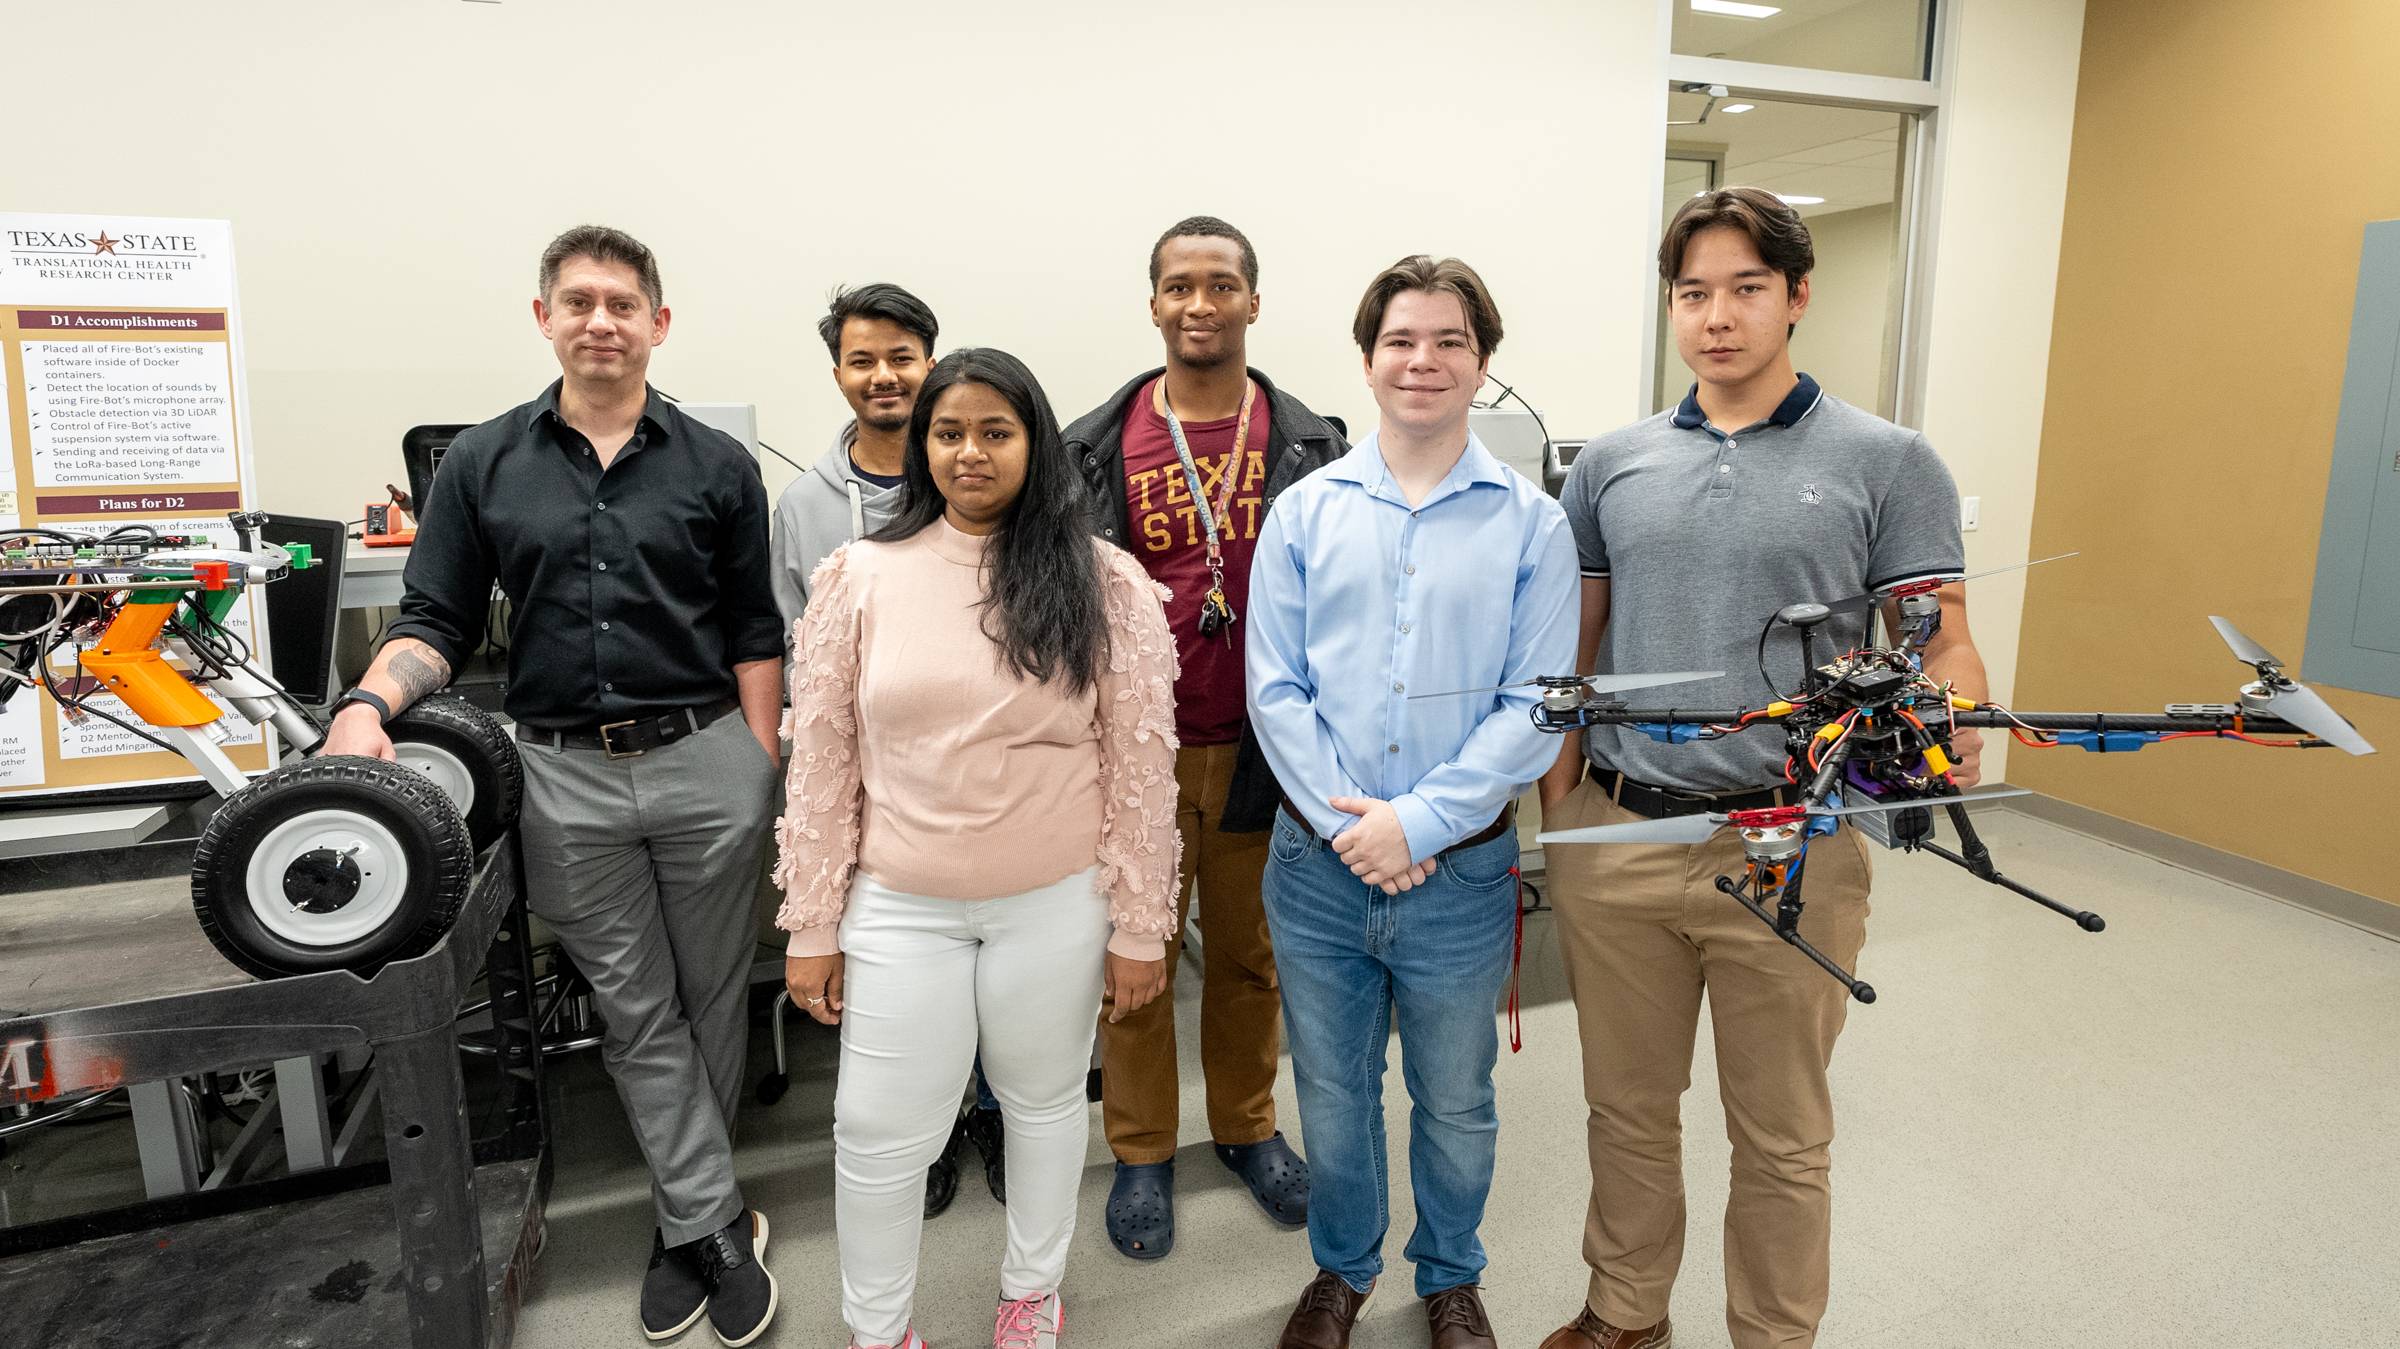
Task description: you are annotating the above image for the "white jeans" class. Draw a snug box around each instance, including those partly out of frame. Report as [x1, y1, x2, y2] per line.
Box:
[833, 867, 1110, 1346]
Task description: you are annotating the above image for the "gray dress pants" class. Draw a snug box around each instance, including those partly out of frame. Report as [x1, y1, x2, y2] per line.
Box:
[516, 710, 779, 1244]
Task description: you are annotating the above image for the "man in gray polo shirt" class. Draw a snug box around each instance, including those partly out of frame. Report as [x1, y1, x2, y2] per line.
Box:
[1537, 188, 1987, 1349]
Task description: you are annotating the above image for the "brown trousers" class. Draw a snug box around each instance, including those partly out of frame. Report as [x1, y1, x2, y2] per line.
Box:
[1543, 767, 1873, 1349]
[1097, 741, 1283, 1165]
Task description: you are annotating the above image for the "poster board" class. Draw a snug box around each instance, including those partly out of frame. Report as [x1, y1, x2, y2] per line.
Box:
[1, 213, 269, 799]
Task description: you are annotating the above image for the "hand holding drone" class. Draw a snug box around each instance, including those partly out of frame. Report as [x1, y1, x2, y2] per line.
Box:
[1424, 556, 2375, 1003]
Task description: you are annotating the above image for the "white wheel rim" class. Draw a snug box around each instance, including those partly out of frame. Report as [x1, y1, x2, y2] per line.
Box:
[242, 807, 412, 947]
[394, 741, 477, 817]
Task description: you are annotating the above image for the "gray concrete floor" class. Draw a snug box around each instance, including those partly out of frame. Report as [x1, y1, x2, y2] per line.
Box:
[15, 808, 2380, 1346]
[500, 811, 2400, 1348]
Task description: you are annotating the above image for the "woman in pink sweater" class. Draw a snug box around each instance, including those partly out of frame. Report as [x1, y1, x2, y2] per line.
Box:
[776, 348, 1180, 1349]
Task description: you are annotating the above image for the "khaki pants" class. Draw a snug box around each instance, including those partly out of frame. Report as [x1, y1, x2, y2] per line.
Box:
[1098, 741, 1282, 1165]
[1543, 767, 1872, 1349]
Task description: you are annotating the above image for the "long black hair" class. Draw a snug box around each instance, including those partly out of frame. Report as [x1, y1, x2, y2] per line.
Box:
[868, 348, 1105, 694]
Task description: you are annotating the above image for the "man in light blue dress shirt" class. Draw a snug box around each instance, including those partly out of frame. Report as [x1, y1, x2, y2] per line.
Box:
[1246, 255, 1577, 1349]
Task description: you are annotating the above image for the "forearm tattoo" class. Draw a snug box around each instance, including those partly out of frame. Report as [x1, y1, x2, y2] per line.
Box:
[386, 644, 452, 709]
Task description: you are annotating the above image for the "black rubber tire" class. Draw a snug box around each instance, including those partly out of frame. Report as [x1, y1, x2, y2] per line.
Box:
[384, 692, 521, 854]
[191, 756, 474, 979]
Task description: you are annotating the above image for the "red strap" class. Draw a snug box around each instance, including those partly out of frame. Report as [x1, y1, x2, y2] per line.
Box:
[1508, 867, 1525, 1054]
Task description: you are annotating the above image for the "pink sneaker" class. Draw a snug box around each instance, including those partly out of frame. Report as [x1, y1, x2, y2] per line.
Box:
[994, 1291, 1063, 1349]
[854, 1332, 929, 1349]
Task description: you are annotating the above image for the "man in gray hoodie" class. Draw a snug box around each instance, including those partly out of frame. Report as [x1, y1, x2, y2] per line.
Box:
[771, 282, 1004, 1217]
[770, 283, 937, 630]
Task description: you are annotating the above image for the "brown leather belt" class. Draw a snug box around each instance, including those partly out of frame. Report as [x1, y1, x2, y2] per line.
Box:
[1591, 765, 1790, 819]
[517, 698, 740, 758]
[1279, 797, 1515, 855]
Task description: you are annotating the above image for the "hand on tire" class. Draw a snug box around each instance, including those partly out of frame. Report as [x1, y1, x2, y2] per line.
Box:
[320, 705, 396, 761]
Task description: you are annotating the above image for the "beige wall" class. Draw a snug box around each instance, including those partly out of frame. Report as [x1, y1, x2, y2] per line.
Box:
[1911, 0, 2087, 786]
[2013, 0, 2394, 901]
[14, 0, 2100, 799]
[1790, 202, 1898, 415]
[12, 0, 1666, 522]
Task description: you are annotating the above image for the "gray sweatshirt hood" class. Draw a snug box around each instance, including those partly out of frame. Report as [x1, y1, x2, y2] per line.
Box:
[769, 422, 909, 634]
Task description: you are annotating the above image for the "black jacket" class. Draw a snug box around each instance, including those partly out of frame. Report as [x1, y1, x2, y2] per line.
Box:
[1064, 367, 1349, 833]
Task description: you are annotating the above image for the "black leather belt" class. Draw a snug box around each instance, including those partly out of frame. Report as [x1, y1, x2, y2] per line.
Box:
[517, 698, 740, 758]
[1279, 798, 1516, 855]
[1591, 765, 1790, 819]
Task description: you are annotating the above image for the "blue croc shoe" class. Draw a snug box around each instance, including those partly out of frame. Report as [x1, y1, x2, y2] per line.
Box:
[1215, 1132, 1309, 1228]
[1105, 1159, 1176, 1260]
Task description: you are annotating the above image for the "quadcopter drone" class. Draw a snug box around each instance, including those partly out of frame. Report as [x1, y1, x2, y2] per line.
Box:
[2, 512, 520, 978]
[1425, 556, 2376, 1004]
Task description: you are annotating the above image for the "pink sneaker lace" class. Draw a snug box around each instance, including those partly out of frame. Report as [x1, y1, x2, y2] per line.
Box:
[993, 1293, 1053, 1349]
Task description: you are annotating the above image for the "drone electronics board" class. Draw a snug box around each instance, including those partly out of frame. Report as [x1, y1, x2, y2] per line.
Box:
[1429, 557, 2375, 1003]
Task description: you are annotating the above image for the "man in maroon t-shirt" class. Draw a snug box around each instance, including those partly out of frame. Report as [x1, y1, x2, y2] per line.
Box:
[1121, 364, 1270, 743]
[1065, 216, 1350, 1263]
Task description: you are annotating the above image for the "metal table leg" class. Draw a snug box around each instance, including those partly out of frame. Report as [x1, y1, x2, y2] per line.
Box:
[128, 1077, 204, 1198]
[274, 1055, 333, 1172]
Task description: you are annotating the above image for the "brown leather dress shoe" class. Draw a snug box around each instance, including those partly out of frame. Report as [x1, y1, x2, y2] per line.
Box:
[1539, 1306, 1673, 1349]
[1424, 1284, 1498, 1348]
[1275, 1270, 1373, 1349]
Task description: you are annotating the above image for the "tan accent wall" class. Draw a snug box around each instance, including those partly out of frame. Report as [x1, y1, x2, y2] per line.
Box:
[2013, 0, 2396, 902]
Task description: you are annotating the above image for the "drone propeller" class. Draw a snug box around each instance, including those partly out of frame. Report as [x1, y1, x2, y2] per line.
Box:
[1814, 787, 2031, 819]
[2208, 615, 2277, 668]
[1407, 670, 1722, 702]
[2207, 616, 2375, 755]
[1811, 552, 2083, 618]
[1536, 812, 1728, 846]
[1536, 786, 2032, 847]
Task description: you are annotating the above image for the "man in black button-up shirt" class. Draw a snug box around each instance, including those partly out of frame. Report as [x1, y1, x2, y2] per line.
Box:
[325, 226, 783, 1343]
[388, 378, 782, 725]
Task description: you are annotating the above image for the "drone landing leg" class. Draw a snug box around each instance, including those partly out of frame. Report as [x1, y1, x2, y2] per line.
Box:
[1714, 872, 1878, 1004]
[1927, 803, 2107, 932]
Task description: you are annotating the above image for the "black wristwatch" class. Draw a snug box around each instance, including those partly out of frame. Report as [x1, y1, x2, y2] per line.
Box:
[332, 687, 393, 724]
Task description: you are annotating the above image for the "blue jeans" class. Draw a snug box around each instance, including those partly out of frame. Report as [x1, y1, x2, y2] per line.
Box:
[1263, 808, 1520, 1298]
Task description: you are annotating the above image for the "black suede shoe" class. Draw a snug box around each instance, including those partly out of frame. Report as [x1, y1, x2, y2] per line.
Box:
[963, 1102, 1007, 1203]
[693, 1210, 777, 1348]
[926, 1108, 967, 1218]
[640, 1228, 707, 1341]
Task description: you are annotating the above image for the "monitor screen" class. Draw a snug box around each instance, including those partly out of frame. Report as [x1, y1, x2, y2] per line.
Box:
[401, 424, 471, 521]
[1469, 409, 1549, 484]
[257, 514, 348, 705]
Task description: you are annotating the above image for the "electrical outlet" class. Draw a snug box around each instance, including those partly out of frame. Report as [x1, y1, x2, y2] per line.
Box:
[1960, 495, 1981, 532]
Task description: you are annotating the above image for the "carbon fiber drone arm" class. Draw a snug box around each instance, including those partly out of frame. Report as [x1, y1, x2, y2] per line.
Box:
[1537, 703, 2322, 740]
